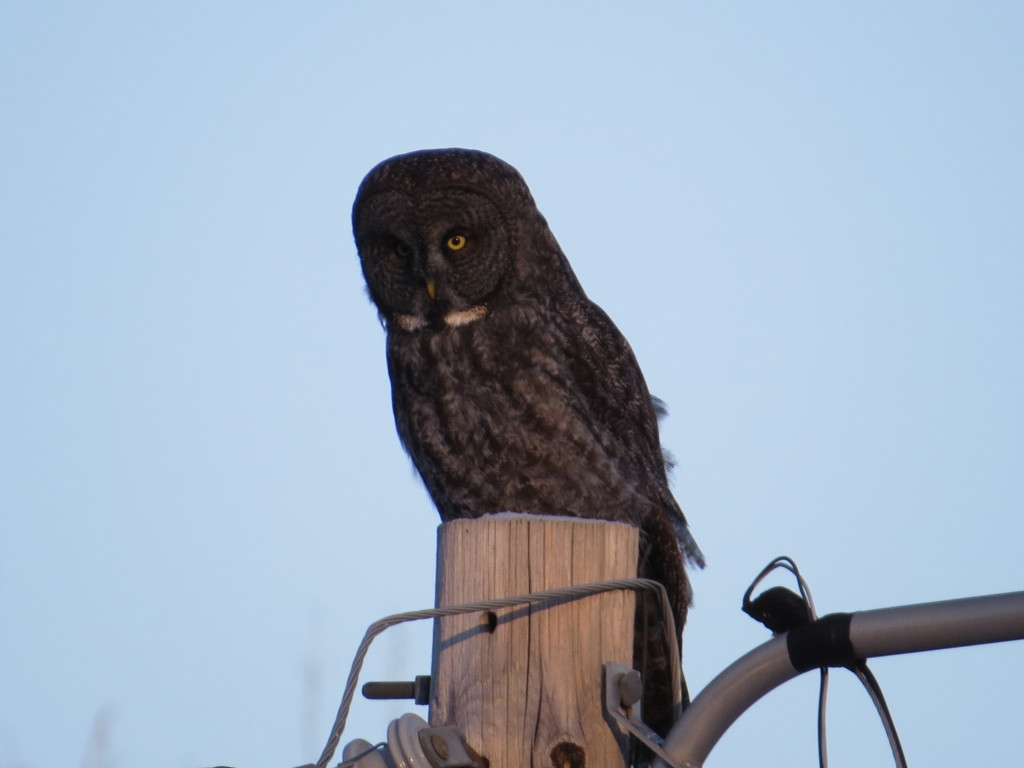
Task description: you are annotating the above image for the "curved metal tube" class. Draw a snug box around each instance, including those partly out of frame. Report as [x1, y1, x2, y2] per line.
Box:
[660, 590, 1024, 768]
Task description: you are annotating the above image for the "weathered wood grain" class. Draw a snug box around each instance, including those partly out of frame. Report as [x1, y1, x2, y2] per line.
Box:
[431, 514, 638, 768]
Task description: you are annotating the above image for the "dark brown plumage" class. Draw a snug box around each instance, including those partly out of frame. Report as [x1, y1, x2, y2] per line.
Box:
[353, 148, 703, 736]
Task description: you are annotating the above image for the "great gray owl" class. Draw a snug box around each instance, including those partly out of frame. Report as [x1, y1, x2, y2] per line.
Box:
[352, 148, 703, 736]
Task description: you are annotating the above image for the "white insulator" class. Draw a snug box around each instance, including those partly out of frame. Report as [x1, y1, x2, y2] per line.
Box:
[341, 713, 431, 768]
[341, 737, 390, 768]
[385, 713, 431, 768]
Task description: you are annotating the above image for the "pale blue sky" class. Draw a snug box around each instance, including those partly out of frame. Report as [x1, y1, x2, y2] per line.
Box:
[2, 3, 1022, 767]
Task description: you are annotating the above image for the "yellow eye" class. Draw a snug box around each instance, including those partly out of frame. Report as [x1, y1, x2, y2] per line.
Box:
[445, 234, 467, 251]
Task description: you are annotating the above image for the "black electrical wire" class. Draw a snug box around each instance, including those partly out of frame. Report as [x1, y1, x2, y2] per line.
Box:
[850, 661, 908, 768]
[742, 556, 908, 768]
[817, 667, 829, 768]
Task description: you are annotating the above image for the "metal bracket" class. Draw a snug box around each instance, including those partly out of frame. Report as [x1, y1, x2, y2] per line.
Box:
[603, 662, 689, 768]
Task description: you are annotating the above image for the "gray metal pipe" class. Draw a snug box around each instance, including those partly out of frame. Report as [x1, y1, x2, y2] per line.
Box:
[660, 591, 1024, 768]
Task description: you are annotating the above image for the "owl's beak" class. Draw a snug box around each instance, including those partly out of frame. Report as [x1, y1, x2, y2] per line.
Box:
[425, 280, 437, 300]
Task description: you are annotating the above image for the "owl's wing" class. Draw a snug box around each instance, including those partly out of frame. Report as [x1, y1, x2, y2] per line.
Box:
[561, 296, 705, 568]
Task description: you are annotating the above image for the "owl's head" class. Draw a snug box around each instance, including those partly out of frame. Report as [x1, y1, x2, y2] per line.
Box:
[353, 149, 556, 331]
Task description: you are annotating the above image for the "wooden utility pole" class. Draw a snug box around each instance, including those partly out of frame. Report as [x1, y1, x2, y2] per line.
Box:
[430, 514, 639, 768]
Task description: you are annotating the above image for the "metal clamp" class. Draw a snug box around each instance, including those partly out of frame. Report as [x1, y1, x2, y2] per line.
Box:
[603, 663, 689, 768]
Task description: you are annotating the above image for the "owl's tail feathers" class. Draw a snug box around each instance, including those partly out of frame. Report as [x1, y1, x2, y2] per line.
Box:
[633, 588, 685, 745]
[635, 516, 692, 743]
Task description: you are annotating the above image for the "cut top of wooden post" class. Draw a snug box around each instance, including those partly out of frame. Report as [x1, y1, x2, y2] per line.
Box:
[431, 514, 645, 768]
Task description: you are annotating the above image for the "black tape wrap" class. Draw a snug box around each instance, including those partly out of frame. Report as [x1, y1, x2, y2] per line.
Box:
[786, 612, 857, 672]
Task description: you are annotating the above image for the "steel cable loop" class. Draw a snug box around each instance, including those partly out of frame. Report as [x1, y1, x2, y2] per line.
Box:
[316, 577, 678, 768]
